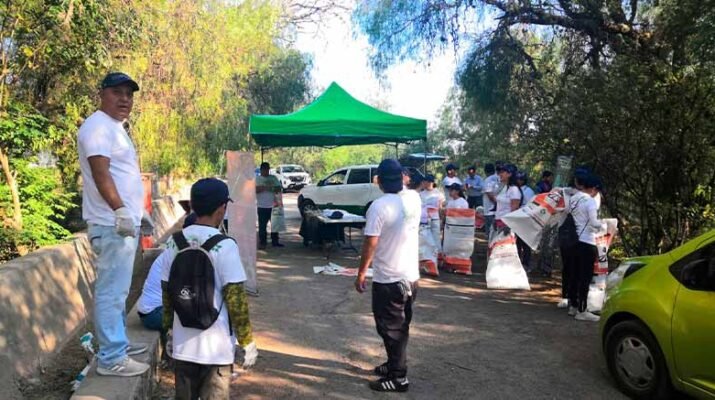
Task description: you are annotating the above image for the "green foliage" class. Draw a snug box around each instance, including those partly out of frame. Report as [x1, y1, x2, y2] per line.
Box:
[0, 159, 74, 255]
[356, 0, 715, 255]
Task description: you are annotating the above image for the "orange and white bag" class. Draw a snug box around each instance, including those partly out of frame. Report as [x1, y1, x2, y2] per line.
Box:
[442, 208, 475, 275]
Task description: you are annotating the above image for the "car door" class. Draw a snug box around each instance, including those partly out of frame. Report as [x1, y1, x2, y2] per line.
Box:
[317, 169, 347, 208]
[345, 167, 372, 213]
[670, 241, 715, 395]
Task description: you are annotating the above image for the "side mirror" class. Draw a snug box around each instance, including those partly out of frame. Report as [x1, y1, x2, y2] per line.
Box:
[318, 179, 325, 187]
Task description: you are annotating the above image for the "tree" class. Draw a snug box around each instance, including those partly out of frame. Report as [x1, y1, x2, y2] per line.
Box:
[355, 0, 715, 254]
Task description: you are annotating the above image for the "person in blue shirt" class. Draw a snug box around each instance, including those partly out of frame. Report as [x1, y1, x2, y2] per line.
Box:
[464, 165, 484, 209]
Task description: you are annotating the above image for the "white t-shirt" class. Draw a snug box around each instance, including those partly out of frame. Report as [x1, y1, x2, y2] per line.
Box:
[365, 192, 421, 283]
[495, 185, 522, 220]
[78, 111, 143, 226]
[482, 174, 500, 216]
[420, 189, 444, 220]
[160, 225, 247, 365]
[442, 176, 462, 197]
[570, 191, 602, 245]
[137, 249, 170, 314]
[446, 197, 469, 209]
[256, 175, 280, 209]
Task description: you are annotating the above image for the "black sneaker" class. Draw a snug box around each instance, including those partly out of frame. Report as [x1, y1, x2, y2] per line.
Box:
[272, 242, 285, 247]
[369, 377, 409, 392]
[373, 363, 389, 377]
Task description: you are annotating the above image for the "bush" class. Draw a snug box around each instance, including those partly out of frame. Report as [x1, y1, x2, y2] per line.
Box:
[0, 159, 75, 262]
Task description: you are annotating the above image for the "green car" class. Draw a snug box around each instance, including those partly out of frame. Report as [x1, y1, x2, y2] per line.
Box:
[600, 230, 715, 399]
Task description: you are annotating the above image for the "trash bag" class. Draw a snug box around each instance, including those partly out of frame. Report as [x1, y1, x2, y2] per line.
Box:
[485, 230, 530, 290]
[443, 208, 475, 275]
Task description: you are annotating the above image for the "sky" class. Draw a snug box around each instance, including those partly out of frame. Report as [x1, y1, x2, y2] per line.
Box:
[293, 11, 459, 126]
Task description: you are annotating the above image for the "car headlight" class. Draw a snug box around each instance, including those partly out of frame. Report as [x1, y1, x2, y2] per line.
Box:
[606, 260, 646, 292]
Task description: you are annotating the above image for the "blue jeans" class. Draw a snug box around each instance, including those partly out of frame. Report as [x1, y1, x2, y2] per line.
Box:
[88, 224, 139, 367]
[139, 306, 163, 331]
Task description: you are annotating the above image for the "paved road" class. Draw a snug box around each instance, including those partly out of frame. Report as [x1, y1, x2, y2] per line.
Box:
[229, 194, 626, 399]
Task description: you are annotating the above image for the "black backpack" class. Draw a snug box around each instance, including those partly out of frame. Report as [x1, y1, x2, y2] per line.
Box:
[167, 232, 232, 330]
[558, 197, 584, 249]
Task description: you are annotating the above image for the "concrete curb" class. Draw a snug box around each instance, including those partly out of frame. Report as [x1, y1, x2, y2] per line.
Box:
[70, 304, 161, 400]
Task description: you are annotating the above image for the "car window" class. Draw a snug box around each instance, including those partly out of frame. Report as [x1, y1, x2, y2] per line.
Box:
[324, 170, 347, 185]
[670, 242, 715, 291]
[370, 168, 378, 184]
[282, 166, 304, 173]
[347, 168, 370, 184]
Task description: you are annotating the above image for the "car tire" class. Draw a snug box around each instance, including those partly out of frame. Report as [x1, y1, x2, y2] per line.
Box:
[605, 320, 672, 400]
[299, 199, 316, 217]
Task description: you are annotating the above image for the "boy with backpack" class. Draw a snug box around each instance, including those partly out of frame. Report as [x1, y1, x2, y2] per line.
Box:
[161, 178, 257, 400]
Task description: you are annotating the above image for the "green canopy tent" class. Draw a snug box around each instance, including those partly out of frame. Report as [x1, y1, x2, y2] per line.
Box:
[249, 82, 427, 149]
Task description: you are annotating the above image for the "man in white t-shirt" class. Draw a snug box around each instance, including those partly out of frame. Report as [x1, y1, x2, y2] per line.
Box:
[77, 72, 150, 376]
[256, 162, 282, 249]
[161, 178, 257, 399]
[482, 163, 500, 235]
[355, 159, 420, 393]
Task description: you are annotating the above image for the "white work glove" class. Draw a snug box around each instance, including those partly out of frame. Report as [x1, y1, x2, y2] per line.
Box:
[240, 341, 258, 369]
[140, 209, 155, 236]
[114, 207, 136, 237]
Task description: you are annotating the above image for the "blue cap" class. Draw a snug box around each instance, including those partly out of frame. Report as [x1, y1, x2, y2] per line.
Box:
[447, 183, 463, 192]
[101, 72, 139, 91]
[498, 163, 517, 175]
[425, 174, 436, 183]
[377, 159, 403, 193]
[190, 178, 232, 216]
[445, 163, 457, 171]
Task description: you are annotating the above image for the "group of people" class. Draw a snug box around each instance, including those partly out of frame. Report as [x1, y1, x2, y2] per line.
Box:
[78, 70, 605, 399]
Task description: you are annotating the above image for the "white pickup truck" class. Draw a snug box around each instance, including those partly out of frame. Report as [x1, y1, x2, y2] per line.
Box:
[273, 164, 311, 192]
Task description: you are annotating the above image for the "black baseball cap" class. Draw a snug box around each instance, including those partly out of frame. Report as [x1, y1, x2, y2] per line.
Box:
[190, 178, 233, 216]
[377, 159, 403, 193]
[447, 183, 463, 191]
[101, 72, 139, 92]
[424, 174, 436, 183]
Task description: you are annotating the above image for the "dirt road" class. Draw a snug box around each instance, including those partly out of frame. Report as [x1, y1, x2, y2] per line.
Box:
[222, 194, 626, 400]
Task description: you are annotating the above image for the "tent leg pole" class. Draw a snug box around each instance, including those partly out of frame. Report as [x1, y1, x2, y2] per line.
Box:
[261, 148, 264, 163]
[395, 143, 398, 158]
[423, 139, 427, 174]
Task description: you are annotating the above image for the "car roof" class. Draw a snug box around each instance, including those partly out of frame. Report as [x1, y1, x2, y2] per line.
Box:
[333, 164, 378, 170]
[278, 164, 302, 167]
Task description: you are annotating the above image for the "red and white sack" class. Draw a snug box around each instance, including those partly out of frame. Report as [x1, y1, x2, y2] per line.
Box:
[419, 225, 439, 277]
[427, 207, 442, 253]
[442, 208, 475, 274]
[501, 189, 567, 250]
[485, 230, 530, 290]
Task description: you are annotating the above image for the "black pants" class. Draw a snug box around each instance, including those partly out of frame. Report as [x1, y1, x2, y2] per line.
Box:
[568, 242, 598, 312]
[372, 281, 416, 378]
[516, 237, 531, 269]
[560, 245, 576, 299]
[174, 360, 231, 400]
[257, 207, 279, 245]
[467, 196, 482, 209]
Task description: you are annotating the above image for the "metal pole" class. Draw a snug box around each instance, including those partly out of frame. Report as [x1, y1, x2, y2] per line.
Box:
[395, 143, 399, 158]
[261, 148, 264, 163]
[423, 139, 427, 174]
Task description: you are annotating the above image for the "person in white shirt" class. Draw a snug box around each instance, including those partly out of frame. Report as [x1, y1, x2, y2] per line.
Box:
[419, 174, 445, 251]
[355, 159, 420, 393]
[78, 72, 151, 377]
[494, 164, 522, 232]
[567, 174, 604, 322]
[256, 162, 282, 249]
[482, 163, 500, 235]
[445, 183, 469, 209]
[161, 178, 257, 399]
[442, 163, 462, 198]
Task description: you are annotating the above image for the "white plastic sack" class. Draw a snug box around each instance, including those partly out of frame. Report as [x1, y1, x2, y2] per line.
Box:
[271, 192, 286, 233]
[486, 230, 531, 290]
[502, 189, 568, 250]
[587, 284, 606, 313]
[442, 208, 475, 274]
[419, 225, 439, 275]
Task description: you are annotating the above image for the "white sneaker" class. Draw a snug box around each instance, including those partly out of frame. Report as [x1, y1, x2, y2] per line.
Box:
[568, 306, 578, 316]
[97, 357, 150, 377]
[557, 298, 569, 309]
[575, 311, 600, 322]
